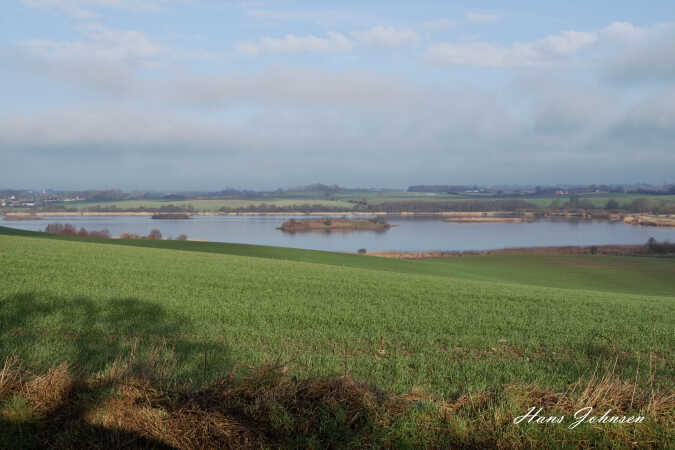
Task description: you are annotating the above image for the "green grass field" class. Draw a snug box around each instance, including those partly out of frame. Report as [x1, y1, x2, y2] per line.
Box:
[1, 226, 673, 447]
[523, 194, 675, 208]
[54, 198, 356, 211]
[29, 191, 675, 213]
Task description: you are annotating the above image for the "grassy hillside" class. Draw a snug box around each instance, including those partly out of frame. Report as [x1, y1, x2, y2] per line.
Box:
[3, 226, 673, 297]
[1, 228, 673, 447]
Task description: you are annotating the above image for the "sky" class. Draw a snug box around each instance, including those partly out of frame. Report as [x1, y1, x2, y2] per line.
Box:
[1, 1, 674, 190]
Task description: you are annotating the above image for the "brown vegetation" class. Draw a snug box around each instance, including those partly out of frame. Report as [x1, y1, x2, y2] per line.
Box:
[2, 214, 42, 221]
[444, 216, 525, 223]
[44, 223, 175, 240]
[151, 213, 191, 219]
[45, 223, 111, 239]
[369, 242, 675, 259]
[0, 353, 672, 449]
[119, 229, 166, 240]
[624, 215, 675, 227]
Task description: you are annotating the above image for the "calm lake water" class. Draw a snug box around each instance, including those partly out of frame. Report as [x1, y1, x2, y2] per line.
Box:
[5, 215, 675, 253]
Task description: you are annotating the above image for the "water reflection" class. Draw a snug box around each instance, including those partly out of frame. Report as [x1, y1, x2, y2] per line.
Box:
[4, 214, 675, 253]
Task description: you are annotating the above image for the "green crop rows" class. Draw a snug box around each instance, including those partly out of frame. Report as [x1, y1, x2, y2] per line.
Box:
[1, 227, 673, 400]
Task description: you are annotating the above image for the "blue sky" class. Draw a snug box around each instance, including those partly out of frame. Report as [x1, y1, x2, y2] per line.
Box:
[1, 1, 674, 189]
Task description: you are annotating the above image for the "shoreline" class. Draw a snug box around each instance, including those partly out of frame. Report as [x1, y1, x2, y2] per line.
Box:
[2, 211, 674, 227]
[368, 245, 656, 259]
[0, 210, 633, 218]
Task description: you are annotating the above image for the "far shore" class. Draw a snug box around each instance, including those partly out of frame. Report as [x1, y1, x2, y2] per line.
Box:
[369, 245, 655, 259]
[2, 211, 675, 227]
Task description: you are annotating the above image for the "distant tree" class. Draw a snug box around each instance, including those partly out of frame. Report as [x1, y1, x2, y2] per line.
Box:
[89, 229, 111, 239]
[147, 229, 162, 240]
[45, 223, 64, 234]
[605, 199, 620, 210]
[62, 224, 76, 235]
[176, 234, 188, 241]
[77, 227, 89, 237]
[357, 248, 367, 254]
[629, 198, 651, 213]
[645, 237, 675, 254]
[577, 199, 596, 209]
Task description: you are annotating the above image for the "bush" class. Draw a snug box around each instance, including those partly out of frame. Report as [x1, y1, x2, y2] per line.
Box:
[605, 199, 620, 210]
[89, 229, 111, 239]
[577, 199, 596, 209]
[146, 229, 162, 240]
[45, 223, 64, 234]
[176, 234, 188, 241]
[357, 248, 367, 254]
[629, 198, 651, 213]
[44, 223, 110, 239]
[646, 237, 675, 254]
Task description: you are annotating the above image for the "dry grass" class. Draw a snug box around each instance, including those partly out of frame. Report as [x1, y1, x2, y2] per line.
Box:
[508, 358, 674, 422]
[1, 351, 672, 449]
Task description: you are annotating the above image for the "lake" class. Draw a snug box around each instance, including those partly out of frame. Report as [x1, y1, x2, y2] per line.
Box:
[5, 214, 675, 253]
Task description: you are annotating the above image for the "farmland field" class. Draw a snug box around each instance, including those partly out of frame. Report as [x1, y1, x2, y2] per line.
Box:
[0, 226, 673, 447]
[39, 192, 675, 212]
[52, 198, 356, 211]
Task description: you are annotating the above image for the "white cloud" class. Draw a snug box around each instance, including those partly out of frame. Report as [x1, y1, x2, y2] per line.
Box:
[351, 26, 420, 48]
[466, 11, 501, 24]
[426, 28, 598, 68]
[422, 18, 456, 32]
[243, 8, 353, 24]
[425, 21, 675, 71]
[235, 32, 353, 55]
[601, 22, 647, 42]
[19, 23, 163, 65]
[20, 0, 170, 19]
[602, 22, 675, 83]
[236, 26, 422, 55]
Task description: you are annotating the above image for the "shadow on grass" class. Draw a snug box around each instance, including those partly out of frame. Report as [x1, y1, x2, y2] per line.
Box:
[0, 292, 232, 380]
[0, 291, 234, 448]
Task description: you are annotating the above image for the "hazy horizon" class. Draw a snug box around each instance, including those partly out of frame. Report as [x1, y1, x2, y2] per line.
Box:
[2, 1, 674, 189]
[2, 181, 674, 194]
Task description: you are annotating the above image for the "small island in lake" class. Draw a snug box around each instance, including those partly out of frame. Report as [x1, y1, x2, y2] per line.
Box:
[279, 217, 391, 232]
[443, 212, 529, 223]
[3, 214, 43, 221]
[151, 213, 191, 219]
